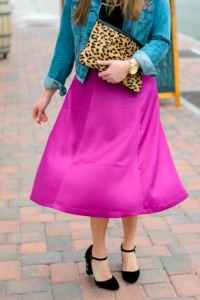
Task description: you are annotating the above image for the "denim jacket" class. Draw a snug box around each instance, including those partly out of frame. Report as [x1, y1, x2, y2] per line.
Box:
[44, 0, 171, 96]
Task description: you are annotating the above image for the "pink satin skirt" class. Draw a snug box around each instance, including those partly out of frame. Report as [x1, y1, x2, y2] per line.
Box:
[30, 69, 188, 217]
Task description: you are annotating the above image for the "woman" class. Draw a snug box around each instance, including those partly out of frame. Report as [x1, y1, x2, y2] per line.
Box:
[30, 0, 188, 291]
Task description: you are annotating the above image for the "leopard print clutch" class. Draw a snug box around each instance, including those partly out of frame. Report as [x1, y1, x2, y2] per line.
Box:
[79, 19, 143, 92]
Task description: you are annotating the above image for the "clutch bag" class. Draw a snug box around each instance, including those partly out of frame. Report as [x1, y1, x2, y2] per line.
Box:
[79, 19, 143, 92]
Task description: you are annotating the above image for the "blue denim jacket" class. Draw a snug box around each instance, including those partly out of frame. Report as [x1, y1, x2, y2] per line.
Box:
[44, 0, 171, 96]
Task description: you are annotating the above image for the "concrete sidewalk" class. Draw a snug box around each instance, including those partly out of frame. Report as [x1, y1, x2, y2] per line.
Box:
[0, 10, 200, 300]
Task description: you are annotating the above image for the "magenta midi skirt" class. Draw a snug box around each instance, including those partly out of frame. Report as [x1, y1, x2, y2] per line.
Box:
[30, 69, 188, 218]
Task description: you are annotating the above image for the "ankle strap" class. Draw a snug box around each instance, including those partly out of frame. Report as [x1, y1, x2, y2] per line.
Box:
[89, 255, 107, 261]
[121, 244, 136, 253]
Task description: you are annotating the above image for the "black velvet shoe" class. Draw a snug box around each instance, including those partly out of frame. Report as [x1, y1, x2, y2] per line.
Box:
[85, 245, 119, 291]
[121, 244, 140, 284]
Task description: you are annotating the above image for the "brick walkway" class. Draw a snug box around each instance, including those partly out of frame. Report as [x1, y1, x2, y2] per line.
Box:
[0, 15, 200, 300]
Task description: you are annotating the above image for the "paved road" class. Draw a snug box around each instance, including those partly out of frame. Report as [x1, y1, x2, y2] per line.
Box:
[176, 0, 200, 42]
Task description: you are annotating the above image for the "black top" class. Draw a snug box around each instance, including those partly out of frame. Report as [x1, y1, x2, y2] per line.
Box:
[99, 4, 124, 30]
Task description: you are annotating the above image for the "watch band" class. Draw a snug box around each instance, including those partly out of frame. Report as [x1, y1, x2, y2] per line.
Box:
[128, 57, 137, 64]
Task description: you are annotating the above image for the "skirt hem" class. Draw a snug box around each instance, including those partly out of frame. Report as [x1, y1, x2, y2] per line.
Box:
[29, 191, 188, 218]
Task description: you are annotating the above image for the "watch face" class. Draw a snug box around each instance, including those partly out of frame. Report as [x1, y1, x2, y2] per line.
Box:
[130, 65, 138, 75]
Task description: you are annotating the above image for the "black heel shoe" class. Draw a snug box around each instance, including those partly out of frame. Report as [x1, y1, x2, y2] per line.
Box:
[85, 245, 119, 291]
[121, 244, 140, 284]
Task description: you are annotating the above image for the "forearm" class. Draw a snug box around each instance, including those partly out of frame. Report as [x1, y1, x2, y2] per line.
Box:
[42, 88, 57, 100]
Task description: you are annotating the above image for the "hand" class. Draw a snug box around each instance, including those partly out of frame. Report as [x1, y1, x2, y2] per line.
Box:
[32, 96, 50, 125]
[32, 88, 57, 125]
[32, 87, 56, 124]
[97, 59, 129, 83]
[96, 58, 139, 84]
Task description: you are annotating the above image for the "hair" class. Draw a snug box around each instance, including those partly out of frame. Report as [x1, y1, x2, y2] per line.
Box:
[73, 0, 145, 25]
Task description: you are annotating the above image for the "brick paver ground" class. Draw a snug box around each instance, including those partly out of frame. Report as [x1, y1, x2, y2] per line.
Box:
[0, 6, 200, 300]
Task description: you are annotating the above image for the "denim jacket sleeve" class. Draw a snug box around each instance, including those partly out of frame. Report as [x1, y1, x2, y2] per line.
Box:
[133, 0, 171, 77]
[44, 0, 75, 96]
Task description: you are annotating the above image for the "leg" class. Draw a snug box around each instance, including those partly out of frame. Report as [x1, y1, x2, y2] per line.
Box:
[121, 216, 139, 271]
[90, 217, 112, 281]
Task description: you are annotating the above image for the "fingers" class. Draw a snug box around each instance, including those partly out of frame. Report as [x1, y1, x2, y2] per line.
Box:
[41, 111, 48, 122]
[37, 111, 48, 124]
[97, 60, 112, 78]
[107, 80, 118, 84]
[98, 71, 107, 78]
[96, 60, 112, 66]
[32, 106, 48, 125]
[32, 106, 38, 121]
[100, 75, 117, 83]
[40, 114, 48, 122]
[98, 68, 113, 78]
[101, 75, 110, 80]
[36, 109, 43, 122]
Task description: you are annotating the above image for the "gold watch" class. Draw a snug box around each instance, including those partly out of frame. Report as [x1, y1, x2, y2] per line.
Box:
[128, 58, 139, 75]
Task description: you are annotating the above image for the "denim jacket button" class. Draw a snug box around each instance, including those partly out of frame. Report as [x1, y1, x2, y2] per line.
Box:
[127, 28, 131, 32]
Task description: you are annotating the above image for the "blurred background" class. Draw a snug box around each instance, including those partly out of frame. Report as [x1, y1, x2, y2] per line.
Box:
[176, 0, 200, 41]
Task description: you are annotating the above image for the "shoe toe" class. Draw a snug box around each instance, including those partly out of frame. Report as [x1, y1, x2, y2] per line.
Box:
[122, 269, 140, 284]
[95, 275, 119, 291]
